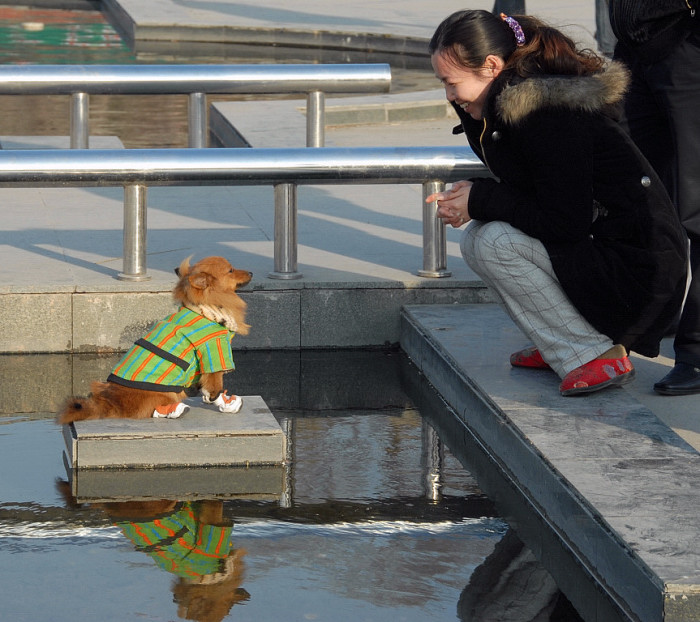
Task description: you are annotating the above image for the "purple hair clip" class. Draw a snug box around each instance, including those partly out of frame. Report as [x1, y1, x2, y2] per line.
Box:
[500, 13, 526, 47]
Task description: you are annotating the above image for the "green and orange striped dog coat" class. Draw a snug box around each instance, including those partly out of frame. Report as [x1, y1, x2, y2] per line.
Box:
[108, 307, 236, 392]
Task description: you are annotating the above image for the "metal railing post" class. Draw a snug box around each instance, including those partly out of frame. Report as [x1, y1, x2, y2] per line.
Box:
[188, 92, 207, 148]
[306, 91, 325, 148]
[1, 64, 392, 150]
[268, 182, 302, 279]
[70, 92, 89, 149]
[418, 181, 451, 278]
[0, 146, 486, 280]
[118, 183, 150, 281]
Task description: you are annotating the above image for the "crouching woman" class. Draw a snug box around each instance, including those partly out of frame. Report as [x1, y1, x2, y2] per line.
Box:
[427, 10, 687, 396]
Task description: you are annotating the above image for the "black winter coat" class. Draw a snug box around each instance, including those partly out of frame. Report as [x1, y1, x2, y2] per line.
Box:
[609, 0, 698, 62]
[456, 62, 687, 357]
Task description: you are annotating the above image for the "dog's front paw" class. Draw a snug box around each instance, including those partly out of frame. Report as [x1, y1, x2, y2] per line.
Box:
[213, 392, 242, 414]
[201, 389, 215, 404]
[153, 402, 189, 419]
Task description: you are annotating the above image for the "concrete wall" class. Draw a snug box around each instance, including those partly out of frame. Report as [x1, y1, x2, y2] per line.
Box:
[0, 282, 496, 353]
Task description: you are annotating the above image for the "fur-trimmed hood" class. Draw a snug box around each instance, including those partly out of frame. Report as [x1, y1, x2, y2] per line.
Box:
[494, 61, 630, 126]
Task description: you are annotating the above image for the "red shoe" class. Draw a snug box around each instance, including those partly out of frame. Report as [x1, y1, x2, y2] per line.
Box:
[560, 357, 635, 396]
[510, 346, 551, 370]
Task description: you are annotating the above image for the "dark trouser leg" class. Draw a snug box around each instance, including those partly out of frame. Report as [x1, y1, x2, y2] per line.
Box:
[595, 0, 616, 57]
[623, 32, 700, 367]
[675, 239, 700, 364]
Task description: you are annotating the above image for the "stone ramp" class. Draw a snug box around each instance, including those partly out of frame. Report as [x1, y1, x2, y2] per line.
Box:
[400, 303, 700, 622]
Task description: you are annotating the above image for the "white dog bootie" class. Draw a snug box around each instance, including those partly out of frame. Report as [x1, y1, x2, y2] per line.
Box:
[152, 402, 189, 419]
[203, 391, 243, 413]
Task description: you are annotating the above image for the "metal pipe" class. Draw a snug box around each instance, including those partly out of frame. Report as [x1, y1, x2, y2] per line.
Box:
[269, 183, 302, 279]
[306, 91, 325, 148]
[419, 181, 451, 278]
[70, 92, 89, 149]
[188, 92, 207, 148]
[0, 64, 391, 95]
[119, 184, 149, 281]
[3, 64, 389, 149]
[0, 147, 486, 186]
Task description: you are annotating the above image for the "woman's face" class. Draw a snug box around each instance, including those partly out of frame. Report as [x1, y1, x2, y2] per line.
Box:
[431, 51, 501, 120]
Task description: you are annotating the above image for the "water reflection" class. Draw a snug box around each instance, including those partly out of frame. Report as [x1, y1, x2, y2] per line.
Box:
[57, 483, 249, 622]
[50, 401, 505, 621]
[0, 6, 134, 64]
[0, 6, 436, 148]
[53, 483, 506, 622]
[459, 528, 561, 621]
[0, 350, 583, 621]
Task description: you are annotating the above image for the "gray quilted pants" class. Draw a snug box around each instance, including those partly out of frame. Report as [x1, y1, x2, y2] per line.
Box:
[461, 220, 613, 377]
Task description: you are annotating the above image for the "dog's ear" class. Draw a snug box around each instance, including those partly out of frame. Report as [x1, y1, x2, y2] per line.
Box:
[175, 256, 193, 279]
[189, 271, 213, 291]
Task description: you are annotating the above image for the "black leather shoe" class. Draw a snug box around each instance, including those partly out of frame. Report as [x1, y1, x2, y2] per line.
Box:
[653, 362, 700, 396]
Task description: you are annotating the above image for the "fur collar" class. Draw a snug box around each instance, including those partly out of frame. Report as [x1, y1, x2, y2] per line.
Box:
[184, 303, 239, 333]
[495, 61, 629, 126]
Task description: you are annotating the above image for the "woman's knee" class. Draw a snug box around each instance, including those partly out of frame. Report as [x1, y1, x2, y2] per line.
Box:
[461, 221, 514, 268]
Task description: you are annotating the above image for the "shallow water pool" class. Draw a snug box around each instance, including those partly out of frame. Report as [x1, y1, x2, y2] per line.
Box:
[0, 349, 582, 621]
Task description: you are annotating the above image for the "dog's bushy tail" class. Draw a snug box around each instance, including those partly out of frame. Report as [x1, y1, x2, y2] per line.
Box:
[56, 382, 116, 424]
[57, 396, 99, 424]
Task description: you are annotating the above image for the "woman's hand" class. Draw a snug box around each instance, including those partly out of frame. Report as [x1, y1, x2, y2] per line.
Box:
[426, 180, 473, 228]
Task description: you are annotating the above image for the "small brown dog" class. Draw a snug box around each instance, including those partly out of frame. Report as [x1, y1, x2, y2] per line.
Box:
[57, 256, 251, 424]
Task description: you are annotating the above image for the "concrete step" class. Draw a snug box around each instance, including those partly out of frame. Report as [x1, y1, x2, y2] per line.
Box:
[400, 303, 700, 622]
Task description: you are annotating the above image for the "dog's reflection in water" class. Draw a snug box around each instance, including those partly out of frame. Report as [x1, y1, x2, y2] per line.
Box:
[57, 482, 249, 622]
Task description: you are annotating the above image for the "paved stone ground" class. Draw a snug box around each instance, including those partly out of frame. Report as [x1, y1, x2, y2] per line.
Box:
[0, 3, 698, 620]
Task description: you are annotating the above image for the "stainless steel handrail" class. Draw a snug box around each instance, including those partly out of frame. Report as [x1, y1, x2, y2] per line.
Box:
[0, 64, 391, 148]
[0, 146, 489, 280]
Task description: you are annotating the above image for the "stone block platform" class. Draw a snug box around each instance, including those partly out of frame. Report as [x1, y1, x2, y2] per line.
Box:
[63, 395, 286, 470]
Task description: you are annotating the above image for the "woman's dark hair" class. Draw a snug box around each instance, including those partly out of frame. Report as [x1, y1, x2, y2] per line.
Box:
[429, 9, 605, 77]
